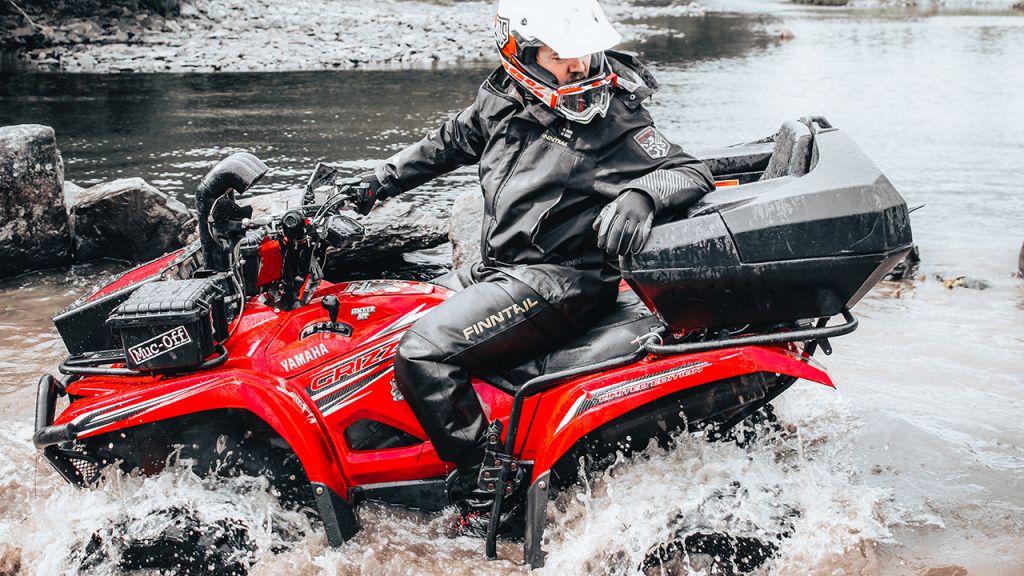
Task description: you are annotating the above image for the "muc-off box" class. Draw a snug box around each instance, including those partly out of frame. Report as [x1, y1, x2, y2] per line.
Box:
[107, 279, 226, 371]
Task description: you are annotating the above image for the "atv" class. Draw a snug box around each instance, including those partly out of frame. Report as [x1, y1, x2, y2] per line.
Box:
[33, 117, 912, 568]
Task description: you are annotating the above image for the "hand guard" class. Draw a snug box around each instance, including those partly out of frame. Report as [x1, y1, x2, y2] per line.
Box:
[593, 189, 655, 256]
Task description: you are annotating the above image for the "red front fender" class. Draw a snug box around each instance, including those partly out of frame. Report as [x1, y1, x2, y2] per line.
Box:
[60, 370, 350, 497]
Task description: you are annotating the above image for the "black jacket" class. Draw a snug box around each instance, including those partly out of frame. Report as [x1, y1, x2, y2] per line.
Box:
[375, 51, 715, 285]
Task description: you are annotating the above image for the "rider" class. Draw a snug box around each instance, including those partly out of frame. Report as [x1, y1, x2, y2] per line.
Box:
[354, 0, 715, 533]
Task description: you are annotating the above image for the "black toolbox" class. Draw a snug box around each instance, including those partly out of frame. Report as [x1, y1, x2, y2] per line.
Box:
[621, 127, 913, 331]
[107, 278, 226, 371]
[52, 244, 203, 355]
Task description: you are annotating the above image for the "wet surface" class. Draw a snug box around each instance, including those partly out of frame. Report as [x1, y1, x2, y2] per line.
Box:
[0, 68, 490, 216]
[1, 2, 1023, 575]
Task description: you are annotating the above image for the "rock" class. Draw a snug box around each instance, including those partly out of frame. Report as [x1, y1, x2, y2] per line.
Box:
[0, 543, 22, 576]
[242, 190, 448, 266]
[64, 20, 104, 44]
[63, 180, 86, 208]
[13, 25, 36, 40]
[934, 274, 990, 291]
[1019, 240, 1023, 276]
[178, 2, 200, 18]
[779, 29, 795, 41]
[448, 189, 483, 270]
[0, 124, 71, 278]
[326, 199, 448, 267]
[69, 178, 193, 263]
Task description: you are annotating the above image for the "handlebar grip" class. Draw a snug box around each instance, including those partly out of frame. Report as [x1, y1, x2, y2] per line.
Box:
[242, 216, 273, 227]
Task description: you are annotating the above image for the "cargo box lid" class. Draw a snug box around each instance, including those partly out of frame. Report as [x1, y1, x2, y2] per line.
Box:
[108, 279, 221, 324]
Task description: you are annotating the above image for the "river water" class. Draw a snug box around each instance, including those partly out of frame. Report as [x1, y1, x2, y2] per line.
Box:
[1, 1, 1022, 574]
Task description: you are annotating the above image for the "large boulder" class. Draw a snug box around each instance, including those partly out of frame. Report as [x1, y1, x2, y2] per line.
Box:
[69, 177, 193, 262]
[0, 124, 71, 278]
[449, 189, 483, 270]
[242, 189, 448, 266]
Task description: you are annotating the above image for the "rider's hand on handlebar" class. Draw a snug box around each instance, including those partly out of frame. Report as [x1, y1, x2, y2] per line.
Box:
[353, 171, 387, 215]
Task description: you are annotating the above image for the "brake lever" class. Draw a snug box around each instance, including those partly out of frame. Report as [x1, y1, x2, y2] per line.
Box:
[319, 178, 361, 216]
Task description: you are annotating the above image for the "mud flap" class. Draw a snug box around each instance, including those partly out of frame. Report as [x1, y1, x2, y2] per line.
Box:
[311, 482, 360, 546]
[524, 471, 550, 569]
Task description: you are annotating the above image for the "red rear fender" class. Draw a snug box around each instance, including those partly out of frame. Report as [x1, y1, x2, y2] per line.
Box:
[525, 345, 832, 478]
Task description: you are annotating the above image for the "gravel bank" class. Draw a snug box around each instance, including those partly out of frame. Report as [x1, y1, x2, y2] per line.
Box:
[5, 0, 706, 73]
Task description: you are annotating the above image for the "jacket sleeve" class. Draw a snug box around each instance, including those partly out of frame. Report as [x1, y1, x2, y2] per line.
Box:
[373, 95, 487, 197]
[614, 124, 715, 215]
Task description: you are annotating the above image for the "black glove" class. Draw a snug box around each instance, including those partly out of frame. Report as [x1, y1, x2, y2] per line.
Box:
[593, 189, 655, 256]
[352, 171, 386, 215]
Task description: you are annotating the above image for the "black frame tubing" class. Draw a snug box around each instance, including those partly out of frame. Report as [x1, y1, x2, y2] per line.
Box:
[59, 344, 229, 376]
[484, 348, 646, 559]
[643, 309, 856, 357]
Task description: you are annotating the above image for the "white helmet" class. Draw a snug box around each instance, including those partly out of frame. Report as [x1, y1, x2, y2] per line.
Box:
[494, 0, 622, 123]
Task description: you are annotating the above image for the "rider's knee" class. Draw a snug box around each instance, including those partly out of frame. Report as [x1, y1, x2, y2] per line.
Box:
[394, 328, 445, 379]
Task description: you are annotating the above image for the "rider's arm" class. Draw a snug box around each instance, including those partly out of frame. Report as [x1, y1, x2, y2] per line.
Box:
[613, 124, 715, 216]
[373, 94, 487, 197]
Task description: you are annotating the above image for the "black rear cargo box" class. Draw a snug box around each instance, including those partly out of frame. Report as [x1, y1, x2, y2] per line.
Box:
[107, 278, 226, 371]
[622, 126, 913, 331]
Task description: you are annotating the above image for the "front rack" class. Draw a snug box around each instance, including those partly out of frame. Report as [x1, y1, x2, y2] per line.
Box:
[58, 345, 229, 377]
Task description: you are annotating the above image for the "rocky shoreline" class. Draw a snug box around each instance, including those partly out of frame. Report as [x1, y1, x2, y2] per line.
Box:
[2, 0, 706, 73]
[0, 124, 451, 280]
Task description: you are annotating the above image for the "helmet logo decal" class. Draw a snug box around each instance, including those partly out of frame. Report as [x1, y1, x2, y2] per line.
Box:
[494, 16, 510, 51]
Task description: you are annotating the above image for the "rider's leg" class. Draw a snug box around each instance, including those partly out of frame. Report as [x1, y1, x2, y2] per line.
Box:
[394, 267, 576, 477]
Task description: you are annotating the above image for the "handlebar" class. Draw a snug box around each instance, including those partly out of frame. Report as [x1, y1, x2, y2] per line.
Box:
[198, 156, 366, 310]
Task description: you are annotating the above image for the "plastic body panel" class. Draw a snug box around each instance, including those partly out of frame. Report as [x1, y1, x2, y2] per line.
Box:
[50, 279, 463, 500]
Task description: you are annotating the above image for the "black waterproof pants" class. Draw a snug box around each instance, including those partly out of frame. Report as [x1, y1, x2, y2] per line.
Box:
[393, 263, 616, 469]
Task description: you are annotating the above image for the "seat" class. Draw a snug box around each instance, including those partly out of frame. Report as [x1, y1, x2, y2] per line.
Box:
[480, 288, 660, 394]
[760, 120, 813, 180]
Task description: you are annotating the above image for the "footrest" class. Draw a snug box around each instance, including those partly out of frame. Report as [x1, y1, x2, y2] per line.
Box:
[476, 421, 525, 496]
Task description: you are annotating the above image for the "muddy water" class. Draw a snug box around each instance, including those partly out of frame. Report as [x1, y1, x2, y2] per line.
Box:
[2, 1, 1023, 575]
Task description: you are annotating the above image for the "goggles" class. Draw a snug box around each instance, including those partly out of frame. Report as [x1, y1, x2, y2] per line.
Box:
[501, 57, 619, 124]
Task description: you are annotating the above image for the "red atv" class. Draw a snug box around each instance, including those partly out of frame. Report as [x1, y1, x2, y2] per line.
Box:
[34, 118, 912, 568]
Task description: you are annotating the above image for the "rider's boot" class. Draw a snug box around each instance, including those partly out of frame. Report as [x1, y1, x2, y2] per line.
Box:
[445, 432, 525, 539]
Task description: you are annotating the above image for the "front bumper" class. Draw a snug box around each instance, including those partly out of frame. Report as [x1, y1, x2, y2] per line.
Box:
[33, 373, 107, 485]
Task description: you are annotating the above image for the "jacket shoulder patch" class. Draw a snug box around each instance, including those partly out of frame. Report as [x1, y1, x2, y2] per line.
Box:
[633, 126, 670, 159]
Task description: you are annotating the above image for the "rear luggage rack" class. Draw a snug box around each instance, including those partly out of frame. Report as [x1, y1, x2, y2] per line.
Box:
[643, 309, 858, 356]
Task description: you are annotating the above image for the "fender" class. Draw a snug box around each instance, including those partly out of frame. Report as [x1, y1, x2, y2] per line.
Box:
[525, 345, 832, 477]
[57, 370, 350, 496]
